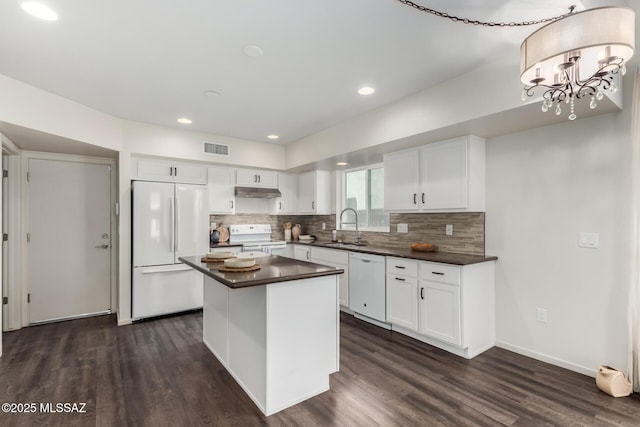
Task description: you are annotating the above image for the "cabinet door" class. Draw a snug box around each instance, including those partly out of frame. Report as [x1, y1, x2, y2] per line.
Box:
[293, 245, 310, 261]
[208, 167, 235, 214]
[256, 171, 278, 188]
[418, 281, 461, 346]
[420, 138, 468, 209]
[174, 162, 207, 184]
[275, 173, 297, 214]
[175, 184, 209, 261]
[386, 275, 418, 331]
[297, 172, 316, 214]
[383, 150, 420, 211]
[236, 169, 278, 188]
[134, 158, 175, 182]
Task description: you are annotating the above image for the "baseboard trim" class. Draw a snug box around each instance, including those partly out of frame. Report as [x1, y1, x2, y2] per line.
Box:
[495, 340, 596, 378]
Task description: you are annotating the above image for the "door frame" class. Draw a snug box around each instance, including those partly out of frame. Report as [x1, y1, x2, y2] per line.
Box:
[2, 135, 21, 333]
[21, 151, 118, 326]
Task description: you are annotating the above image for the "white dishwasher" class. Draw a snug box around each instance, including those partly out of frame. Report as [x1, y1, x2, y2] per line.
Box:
[349, 252, 386, 323]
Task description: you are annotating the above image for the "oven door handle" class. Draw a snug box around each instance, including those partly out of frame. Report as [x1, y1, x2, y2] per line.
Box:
[242, 245, 262, 252]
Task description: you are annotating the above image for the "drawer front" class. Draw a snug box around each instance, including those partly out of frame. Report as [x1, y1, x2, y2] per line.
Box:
[386, 257, 418, 278]
[419, 262, 461, 286]
[311, 247, 349, 265]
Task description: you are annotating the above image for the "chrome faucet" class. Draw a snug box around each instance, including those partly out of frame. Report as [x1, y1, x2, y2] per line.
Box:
[339, 207, 360, 245]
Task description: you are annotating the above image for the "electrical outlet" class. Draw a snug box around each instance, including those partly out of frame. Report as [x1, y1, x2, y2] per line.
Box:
[322, 222, 326, 230]
[536, 308, 548, 323]
[445, 224, 453, 236]
[397, 223, 408, 233]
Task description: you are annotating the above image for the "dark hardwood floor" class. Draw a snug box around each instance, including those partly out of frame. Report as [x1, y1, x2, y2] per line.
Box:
[1, 311, 639, 426]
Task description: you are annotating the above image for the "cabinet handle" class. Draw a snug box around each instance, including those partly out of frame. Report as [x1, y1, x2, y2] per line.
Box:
[312, 201, 315, 210]
[420, 287, 425, 300]
[395, 265, 406, 269]
[258, 175, 261, 183]
[230, 200, 234, 209]
[394, 277, 406, 282]
[306, 251, 310, 260]
[422, 192, 425, 204]
[254, 174, 257, 183]
[413, 193, 417, 204]
[279, 201, 282, 210]
[169, 167, 174, 176]
[432, 271, 445, 276]
[361, 259, 371, 263]
[174, 167, 178, 176]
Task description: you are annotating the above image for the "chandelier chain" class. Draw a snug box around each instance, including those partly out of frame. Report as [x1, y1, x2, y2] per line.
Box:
[395, 0, 576, 27]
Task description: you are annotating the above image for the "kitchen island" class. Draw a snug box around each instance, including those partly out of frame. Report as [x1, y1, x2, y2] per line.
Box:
[179, 255, 343, 416]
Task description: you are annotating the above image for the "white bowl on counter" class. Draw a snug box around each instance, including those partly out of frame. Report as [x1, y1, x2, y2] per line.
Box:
[206, 251, 235, 259]
[224, 257, 256, 268]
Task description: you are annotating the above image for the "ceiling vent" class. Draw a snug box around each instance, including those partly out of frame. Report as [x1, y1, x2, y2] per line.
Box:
[203, 141, 230, 156]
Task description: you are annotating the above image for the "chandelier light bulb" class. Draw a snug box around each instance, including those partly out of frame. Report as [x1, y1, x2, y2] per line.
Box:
[596, 90, 604, 101]
[590, 97, 597, 109]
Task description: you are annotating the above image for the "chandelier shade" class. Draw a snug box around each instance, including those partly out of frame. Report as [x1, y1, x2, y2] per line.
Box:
[520, 7, 635, 120]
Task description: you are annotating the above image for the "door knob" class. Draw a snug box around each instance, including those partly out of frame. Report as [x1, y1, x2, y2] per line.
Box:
[95, 244, 109, 249]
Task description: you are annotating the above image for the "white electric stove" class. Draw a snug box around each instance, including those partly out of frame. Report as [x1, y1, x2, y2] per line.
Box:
[229, 224, 287, 256]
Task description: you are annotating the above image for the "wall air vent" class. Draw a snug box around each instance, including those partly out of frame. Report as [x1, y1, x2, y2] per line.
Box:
[203, 141, 230, 156]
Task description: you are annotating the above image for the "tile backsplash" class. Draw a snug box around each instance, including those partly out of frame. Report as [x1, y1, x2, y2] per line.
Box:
[210, 212, 485, 256]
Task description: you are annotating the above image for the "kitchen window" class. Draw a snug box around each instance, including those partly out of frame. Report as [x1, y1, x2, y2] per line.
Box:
[341, 164, 389, 231]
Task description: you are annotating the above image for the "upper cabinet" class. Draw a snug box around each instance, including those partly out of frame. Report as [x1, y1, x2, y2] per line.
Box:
[274, 173, 298, 215]
[132, 158, 207, 184]
[208, 166, 236, 214]
[236, 169, 278, 188]
[297, 171, 331, 215]
[383, 135, 485, 212]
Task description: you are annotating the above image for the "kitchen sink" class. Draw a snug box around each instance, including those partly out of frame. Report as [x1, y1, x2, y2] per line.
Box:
[322, 242, 366, 249]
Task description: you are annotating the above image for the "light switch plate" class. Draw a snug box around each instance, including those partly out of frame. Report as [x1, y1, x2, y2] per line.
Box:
[579, 232, 599, 249]
[445, 224, 453, 236]
[397, 223, 408, 233]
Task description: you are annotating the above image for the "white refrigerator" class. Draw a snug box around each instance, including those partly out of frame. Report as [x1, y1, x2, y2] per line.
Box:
[132, 180, 208, 319]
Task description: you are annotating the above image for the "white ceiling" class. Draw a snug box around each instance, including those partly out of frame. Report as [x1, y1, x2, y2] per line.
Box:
[0, 0, 623, 150]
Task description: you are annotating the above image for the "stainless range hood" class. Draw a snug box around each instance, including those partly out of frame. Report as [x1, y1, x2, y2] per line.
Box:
[234, 186, 282, 198]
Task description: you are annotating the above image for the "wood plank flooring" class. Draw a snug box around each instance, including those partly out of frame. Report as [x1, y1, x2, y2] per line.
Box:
[1, 311, 639, 426]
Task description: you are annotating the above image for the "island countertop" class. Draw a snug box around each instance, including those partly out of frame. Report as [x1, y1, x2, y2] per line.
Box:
[179, 255, 344, 289]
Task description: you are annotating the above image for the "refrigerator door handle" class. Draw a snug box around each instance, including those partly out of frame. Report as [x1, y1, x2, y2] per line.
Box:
[175, 195, 180, 253]
[140, 266, 192, 274]
[169, 197, 175, 253]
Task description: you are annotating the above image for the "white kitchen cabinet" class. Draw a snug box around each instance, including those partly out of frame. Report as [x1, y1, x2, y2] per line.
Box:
[293, 245, 311, 261]
[236, 168, 278, 188]
[274, 173, 297, 214]
[383, 150, 420, 211]
[418, 280, 461, 346]
[386, 257, 419, 331]
[132, 158, 207, 184]
[311, 247, 349, 308]
[208, 166, 235, 214]
[383, 135, 485, 212]
[349, 252, 386, 322]
[297, 171, 331, 215]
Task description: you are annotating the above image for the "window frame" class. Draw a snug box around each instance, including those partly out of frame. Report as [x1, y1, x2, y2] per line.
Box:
[338, 162, 390, 233]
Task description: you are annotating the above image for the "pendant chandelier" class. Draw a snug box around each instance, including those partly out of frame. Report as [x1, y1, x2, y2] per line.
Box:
[520, 7, 635, 120]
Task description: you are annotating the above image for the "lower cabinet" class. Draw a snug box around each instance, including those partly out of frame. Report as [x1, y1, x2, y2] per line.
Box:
[310, 247, 349, 308]
[386, 257, 495, 359]
[293, 245, 311, 261]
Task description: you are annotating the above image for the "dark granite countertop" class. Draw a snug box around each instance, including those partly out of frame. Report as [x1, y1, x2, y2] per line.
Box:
[179, 255, 344, 289]
[289, 241, 497, 266]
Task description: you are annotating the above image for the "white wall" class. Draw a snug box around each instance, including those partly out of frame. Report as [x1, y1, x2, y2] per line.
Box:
[486, 107, 632, 375]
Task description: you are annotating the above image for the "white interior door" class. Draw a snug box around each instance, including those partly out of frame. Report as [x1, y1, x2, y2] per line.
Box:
[28, 158, 112, 323]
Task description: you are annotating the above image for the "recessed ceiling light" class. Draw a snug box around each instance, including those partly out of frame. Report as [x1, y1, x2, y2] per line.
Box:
[21, 1, 58, 21]
[203, 90, 221, 98]
[267, 134, 279, 140]
[336, 162, 349, 166]
[177, 117, 192, 124]
[358, 86, 375, 96]
[243, 45, 264, 57]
